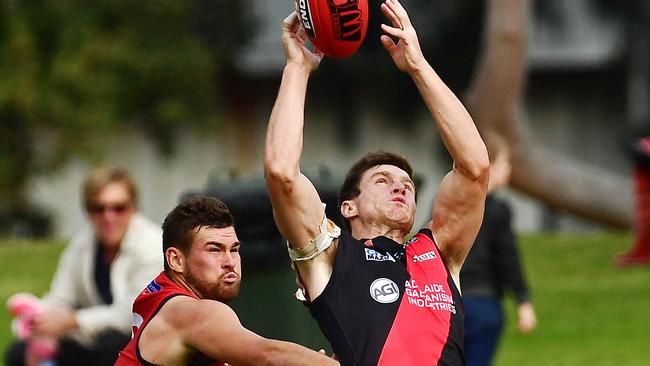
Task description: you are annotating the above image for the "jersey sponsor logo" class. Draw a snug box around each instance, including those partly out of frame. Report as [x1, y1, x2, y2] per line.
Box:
[365, 248, 396, 262]
[370, 278, 399, 303]
[405, 280, 457, 314]
[142, 279, 162, 295]
[412, 250, 437, 263]
[132, 312, 144, 329]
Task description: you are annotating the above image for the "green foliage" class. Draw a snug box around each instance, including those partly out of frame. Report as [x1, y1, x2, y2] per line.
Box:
[0, 0, 253, 211]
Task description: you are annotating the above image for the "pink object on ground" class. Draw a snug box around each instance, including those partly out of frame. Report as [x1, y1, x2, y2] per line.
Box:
[6, 292, 59, 361]
[7, 293, 44, 339]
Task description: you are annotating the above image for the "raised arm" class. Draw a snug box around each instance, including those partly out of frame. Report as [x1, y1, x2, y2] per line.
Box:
[264, 12, 325, 249]
[380, 0, 489, 275]
[141, 297, 338, 366]
[264, 13, 337, 300]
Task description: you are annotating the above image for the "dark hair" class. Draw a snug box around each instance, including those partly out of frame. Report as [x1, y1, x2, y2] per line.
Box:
[83, 167, 138, 211]
[162, 195, 235, 273]
[338, 151, 413, 232]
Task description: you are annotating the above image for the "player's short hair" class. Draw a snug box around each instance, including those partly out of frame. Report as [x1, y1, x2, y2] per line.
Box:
[339, 151, 413, 232]
[82, 167, 138, 212]
[162, 195, 235, 273]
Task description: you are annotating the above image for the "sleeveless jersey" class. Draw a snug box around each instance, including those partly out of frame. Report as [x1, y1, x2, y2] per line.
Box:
[116, 272, 229, 366]
[308, 229, 464, 366]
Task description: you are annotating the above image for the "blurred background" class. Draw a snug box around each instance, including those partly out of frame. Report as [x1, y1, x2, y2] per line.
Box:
[0, 0, 648, 365]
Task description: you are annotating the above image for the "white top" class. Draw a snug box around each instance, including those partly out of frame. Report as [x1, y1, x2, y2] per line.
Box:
[44, 213, 163, 342]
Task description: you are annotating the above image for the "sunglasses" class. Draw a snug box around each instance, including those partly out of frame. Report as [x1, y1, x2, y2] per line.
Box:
[88, 202, 132, 215]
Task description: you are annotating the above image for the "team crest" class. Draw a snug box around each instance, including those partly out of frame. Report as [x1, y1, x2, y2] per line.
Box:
[404, 236, 418, 246]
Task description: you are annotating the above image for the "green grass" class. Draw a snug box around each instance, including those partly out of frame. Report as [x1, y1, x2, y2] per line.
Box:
[495, 232, 650, 366]
[0, 239, 66, 360]
[1, 233, 648, 366]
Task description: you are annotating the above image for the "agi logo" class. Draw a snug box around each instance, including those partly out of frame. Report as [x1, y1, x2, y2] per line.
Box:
[328, 0, 364, 41]
[370, 278, 400, 304]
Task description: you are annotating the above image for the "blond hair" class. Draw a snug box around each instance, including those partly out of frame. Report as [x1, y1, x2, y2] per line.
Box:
[82, 167, 138, 211]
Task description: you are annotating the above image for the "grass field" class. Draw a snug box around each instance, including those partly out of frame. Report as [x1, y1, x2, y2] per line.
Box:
[0, 232, 648, 365]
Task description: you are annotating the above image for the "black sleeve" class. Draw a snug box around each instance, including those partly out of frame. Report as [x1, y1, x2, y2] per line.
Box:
[491, 197, 531, 304]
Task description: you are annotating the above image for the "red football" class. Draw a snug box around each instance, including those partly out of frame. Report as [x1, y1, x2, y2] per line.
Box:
[295, 0, 369, 59]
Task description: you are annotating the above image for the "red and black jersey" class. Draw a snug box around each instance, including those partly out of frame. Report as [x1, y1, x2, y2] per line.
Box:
[308, 229, 464, 366]
[116, 272, 229, 366]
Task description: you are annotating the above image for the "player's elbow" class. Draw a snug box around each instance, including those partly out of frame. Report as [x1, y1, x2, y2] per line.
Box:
[264, 160, 297, 189]
[459, 149, 490, 185]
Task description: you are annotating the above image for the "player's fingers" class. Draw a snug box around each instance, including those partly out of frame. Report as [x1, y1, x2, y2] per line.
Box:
[380, 22, 403, 39]
[385, 0, 412, 29]
[312, 48, 325, 64]
[282, 12, 299, 32]
[296, 26, 309, 42]
[380, 34, 396, 53]
[380, 2, 401, 30]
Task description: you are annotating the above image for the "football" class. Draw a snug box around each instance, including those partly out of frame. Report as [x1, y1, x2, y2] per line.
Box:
[295, 0, 369, 59]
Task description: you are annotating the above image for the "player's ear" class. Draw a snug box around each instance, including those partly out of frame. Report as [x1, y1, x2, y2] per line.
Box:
[340, 200, 357, 220]
[166, 247, 184, 274]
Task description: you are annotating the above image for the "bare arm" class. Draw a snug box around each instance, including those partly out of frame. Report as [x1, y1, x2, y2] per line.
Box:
[381, 0, 489, 275]
[141, 297, 338, 366]
[264, 13, 335, 299]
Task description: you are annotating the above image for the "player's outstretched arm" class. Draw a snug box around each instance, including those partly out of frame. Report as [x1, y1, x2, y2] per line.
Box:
[264, 12, 325, 250]
[380, 0, 489, 275]
[142, 297, 339, 366]
[264, 13, 337, 300]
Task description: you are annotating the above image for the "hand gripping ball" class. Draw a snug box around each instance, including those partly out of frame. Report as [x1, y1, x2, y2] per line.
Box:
[295, 0, 369, 59]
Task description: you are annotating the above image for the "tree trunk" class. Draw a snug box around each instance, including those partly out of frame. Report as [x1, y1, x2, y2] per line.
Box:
[464, 0, 633, 229]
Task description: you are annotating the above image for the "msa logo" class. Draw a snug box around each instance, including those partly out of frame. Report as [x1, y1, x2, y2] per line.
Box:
[296, 0, 315, 37]
[365, 248, 396, 262]
[413, 250, 437, 263]
[370, 278, 399, 304]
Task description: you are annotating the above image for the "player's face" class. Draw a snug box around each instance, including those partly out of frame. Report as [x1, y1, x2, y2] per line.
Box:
[355, 164, 416, 231]
[87, 182, 135, 250]
[184, 226, 242, 303]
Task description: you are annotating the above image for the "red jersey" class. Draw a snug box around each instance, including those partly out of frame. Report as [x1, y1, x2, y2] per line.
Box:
[116, 272, 230, 366]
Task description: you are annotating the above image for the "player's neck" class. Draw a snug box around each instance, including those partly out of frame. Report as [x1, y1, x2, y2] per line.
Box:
[168, 272, 203, 299]
[352, 223, 406, 244]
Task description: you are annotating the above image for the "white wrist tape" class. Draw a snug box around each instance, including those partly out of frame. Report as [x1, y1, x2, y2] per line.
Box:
[287, 213, 341, 262]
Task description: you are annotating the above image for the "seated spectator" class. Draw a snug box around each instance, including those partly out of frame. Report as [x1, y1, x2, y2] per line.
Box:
[5, 167, 162, 366]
